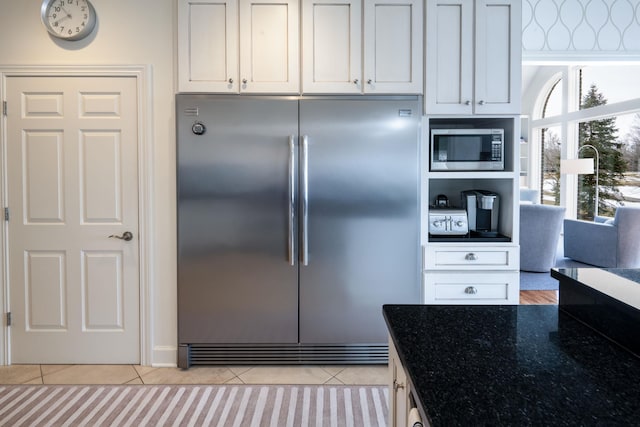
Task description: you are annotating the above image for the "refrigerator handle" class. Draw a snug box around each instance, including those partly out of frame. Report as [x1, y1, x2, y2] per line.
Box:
[301, 135, 309, 266]
[288, 135, 296, 266]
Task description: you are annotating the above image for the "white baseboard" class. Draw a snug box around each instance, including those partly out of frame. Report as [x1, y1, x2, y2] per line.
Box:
[151, 345, 177, 367]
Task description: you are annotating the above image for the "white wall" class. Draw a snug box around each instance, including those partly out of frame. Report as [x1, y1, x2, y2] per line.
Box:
[0, 0, 178, 366]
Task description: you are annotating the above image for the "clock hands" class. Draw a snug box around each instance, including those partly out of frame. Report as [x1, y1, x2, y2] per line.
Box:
[50, 6, 72, 27]
[60, 6, 72, 19]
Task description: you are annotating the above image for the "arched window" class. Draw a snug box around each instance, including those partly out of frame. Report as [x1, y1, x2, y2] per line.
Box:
[525, 65, 640, 219]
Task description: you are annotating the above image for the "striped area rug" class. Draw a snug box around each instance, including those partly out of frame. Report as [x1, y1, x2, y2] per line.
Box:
[0, 384, 388, 427]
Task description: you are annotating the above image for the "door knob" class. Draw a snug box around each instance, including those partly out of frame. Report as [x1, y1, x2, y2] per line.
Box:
[109, 231, 133, 241]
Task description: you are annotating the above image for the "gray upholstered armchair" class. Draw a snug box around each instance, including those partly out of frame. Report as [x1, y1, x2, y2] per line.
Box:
[563, 206, 640, 268]
[520, 204, 566, 272]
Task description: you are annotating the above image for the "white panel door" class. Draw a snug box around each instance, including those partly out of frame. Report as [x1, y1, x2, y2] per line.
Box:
[178, 0, 239, 93]
[6, 76, 140, 364]
[363, 0, 423, 94]
[239, 0, 300, 93]
[425, 0, 473, 114]
[474, 0, 521, 114]
[301, 0, 361, 93]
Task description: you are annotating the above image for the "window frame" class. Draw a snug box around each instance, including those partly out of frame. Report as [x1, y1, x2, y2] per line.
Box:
[527, 64, 640, 219]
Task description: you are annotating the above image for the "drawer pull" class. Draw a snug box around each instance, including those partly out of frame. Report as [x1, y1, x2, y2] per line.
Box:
[465, 253, 478, 261]
[464, 286, 478, 295]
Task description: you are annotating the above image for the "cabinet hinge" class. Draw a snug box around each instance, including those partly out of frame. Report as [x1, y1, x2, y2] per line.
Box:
[6, 312, 11, 327]
[4, 207, 8, 221]
[2, 101, 6, 116]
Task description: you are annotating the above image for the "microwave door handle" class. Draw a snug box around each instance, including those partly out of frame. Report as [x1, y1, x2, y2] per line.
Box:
[288, 135, 296, 266]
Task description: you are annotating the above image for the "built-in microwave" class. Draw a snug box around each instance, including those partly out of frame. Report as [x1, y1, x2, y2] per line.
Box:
[430, 128, 504, 171]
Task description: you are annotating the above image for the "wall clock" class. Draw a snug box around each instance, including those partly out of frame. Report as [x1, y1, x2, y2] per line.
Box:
[40, 0, 97, 41]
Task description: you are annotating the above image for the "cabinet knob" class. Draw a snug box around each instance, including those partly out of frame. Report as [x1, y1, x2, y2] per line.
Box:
[479, 100, 486, 105]
[242, 78, 248, 84]
[465, 253, 478, 261]
[464, 286, 478, 295]
[353, 79, 359, 85]
[465, 100, 471, 106]
[367, 79, 372, 85]
[228, 78, 233, 84]
[393, 379, 405, 391]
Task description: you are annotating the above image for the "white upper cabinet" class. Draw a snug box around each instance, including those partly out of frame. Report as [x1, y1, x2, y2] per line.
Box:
[302, 0, 362, 93]
[474, 0, 521, 114]
[363, 0, 423, 94]
[302, 0, 422, 94]
[178, 0, 238, 93]
[240, 0, 300, 93]
[178, 0, 299, 93]
[425, 0, 521, 114]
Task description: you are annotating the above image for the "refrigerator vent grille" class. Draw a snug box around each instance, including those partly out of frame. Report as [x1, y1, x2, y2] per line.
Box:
[186, 344, 388, 365]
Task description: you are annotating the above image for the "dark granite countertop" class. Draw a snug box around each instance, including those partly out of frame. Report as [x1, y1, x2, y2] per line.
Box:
[383, 304, 640, 426]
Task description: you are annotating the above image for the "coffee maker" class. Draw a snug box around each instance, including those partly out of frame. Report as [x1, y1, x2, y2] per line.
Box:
[461, 190, 500, 237]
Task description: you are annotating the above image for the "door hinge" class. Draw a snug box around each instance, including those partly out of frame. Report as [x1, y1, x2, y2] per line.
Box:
[5, 312, 11, 327]
[4, 207, 8, 221]
[2, 101, 6, 116]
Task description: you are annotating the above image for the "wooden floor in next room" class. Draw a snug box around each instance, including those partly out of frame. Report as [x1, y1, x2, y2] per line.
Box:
[520, 290, 558, 305]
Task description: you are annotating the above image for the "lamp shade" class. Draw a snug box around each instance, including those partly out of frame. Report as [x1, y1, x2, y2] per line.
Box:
[561, 158, 595, 175]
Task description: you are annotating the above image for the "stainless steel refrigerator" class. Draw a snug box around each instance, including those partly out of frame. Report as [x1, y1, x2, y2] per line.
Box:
[176, 95, 421, 367]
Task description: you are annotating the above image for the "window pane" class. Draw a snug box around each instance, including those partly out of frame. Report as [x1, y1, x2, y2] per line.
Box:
[541, 126, 561, 206]
[619, 112, 640, 209]
[571, 112, 640, 220]
[579, 65, 640, 110]
[542, 79, 562, 118]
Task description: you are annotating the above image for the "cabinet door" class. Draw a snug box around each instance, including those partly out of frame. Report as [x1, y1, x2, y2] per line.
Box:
[363, 0, 423, 94]
[425, 0, 473, 113]
[302, 0, 361, 93]
[474, 0, 521, 114]
[178, 0, 239, 93]
[239, 0, 300, 93]
[389, 338, 409, 427]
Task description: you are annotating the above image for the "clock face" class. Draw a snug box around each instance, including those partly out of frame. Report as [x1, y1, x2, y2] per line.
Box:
[41, 0, 96, 41]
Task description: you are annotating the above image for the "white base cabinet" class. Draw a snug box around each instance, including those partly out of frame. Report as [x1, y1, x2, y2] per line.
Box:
[422, 116, 521, 305]
[423, 244, 519, 304]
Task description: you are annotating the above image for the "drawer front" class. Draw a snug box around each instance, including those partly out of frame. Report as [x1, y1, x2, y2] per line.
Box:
[424, 271, 519, 304]
[424, 246, 519, 270]
[435, 283, 507, 300]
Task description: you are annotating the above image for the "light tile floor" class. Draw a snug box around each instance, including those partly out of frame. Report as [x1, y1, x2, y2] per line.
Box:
[0, 364, 389, 386]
